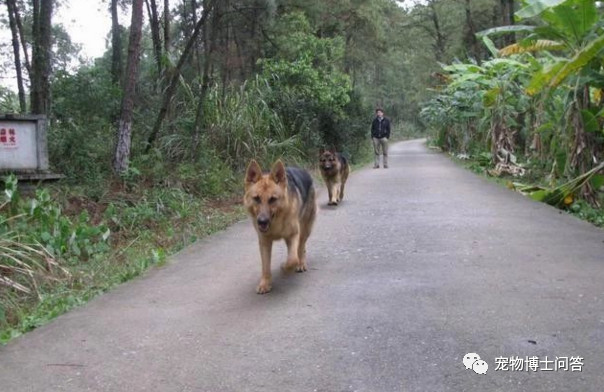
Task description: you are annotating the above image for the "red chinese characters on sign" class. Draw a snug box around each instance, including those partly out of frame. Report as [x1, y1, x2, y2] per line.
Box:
[0, 128, 17, 148]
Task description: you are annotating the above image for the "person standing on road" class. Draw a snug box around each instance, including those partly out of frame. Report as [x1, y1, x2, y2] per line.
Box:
[371, 108, 391, 168]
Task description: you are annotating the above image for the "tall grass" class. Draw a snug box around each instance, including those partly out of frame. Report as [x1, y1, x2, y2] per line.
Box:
[0, 232, 67, 296]
[202, 77, 305, 169]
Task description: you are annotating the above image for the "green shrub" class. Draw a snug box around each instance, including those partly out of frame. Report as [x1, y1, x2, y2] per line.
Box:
[1, 175, 110, 331]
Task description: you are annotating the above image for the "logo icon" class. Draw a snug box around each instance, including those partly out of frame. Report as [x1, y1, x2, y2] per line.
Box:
[472, 359, 489, 374]
[463, 353, 488, 374]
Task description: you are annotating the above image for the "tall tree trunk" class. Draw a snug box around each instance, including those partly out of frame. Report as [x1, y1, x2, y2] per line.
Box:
[6, 0, 26, 112]
[110, 0, 123, 85]
[191, 0, 197, 20]
[30, 0, 53, 115]
[164, 0, 170, 54]
[428, 2, 445, 62]
[221, 0, 230, 93]
[11, 0, 30, 76]
[191, 0, 202, 77]
[181, 0, 190, 38]
[192, 0, 214, 152]
[145, 0, 215, 152]
[113, 0, 144, 175]
[464, 0, 480, 63]
[145, 0, 163, 76]
[500, 0, 515, 45]
[233, 29, 246, 82]
[250, 2, 261, 75]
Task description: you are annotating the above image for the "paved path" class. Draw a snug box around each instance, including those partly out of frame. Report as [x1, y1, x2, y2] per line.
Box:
[2, 139, 604, 391]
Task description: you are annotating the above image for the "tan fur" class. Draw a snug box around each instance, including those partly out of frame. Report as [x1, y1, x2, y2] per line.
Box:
[319, 150, 350, 206]
[244, 160, 317, 294]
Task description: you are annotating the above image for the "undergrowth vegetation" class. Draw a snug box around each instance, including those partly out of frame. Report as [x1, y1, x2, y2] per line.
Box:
[0, 174, 243, 343]
[420, 0, 604, 221]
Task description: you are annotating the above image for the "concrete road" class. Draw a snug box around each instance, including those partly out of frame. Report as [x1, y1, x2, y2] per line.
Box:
[2, 139, 604, 391]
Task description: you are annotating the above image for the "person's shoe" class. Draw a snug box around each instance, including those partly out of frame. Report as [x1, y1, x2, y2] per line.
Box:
[373, 165, 379, 169]
[384, 165, 388, 169]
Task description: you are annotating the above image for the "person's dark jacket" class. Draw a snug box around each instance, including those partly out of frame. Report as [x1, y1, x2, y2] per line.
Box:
[371, 116, 391, 139]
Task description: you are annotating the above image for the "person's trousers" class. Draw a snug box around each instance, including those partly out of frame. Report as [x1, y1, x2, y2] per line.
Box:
[372, 137, 388, 167]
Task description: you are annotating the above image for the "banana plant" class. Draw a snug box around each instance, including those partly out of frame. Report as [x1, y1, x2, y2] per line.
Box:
[479, 0, 604, 199]
[479, 0, 603, 94]
[479, 58, 533, 162]
[519, 0, 603, 185]
[420, 57, 534, 159]
[518, 1, 603, 92]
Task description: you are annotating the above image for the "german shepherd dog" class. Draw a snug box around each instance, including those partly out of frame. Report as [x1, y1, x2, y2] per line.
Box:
[244, 160, 317, 294]
[319, 150, 350, 206]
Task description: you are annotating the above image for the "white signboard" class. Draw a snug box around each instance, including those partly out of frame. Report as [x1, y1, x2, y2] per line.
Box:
[0, 121, 38, 170]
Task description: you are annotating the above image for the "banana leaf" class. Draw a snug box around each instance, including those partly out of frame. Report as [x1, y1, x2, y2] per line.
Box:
[513, 161, 604, 207]
[591, 174, 604, 190]
[499, 40, 565, 56]
[516, 0, 568, 19]
[481, 36, 499, 58]
[549, 34, 604, 88]
[580, 109, 601, 133]
[477, 25, 536, 38]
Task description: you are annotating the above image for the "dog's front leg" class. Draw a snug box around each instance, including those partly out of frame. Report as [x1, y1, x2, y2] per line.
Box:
[334, 181, 342, 203]
[282, 232, 301, 272]
[329, 182, 339, 205]
[257, 237, 273, 294]
[327, 184, 334, 205]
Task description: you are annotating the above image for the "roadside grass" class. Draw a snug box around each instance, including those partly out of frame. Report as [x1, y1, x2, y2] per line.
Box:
[0, 176, 245, 344]
[447, 152, 604, 228]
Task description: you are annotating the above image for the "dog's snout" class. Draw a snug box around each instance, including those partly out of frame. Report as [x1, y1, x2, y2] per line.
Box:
[257, 215, 270, 232]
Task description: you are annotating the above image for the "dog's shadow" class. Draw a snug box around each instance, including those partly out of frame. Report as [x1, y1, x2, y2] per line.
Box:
[319, 201, 345, 211]
[227, 267, 308, 309]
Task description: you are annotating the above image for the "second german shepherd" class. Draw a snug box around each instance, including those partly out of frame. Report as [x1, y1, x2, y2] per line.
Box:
[244, 160, 317, 294]
[319, 150, 350, 206]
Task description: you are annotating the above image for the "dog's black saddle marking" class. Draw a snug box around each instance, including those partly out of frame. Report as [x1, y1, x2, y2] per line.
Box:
[286, 166, 313, 204]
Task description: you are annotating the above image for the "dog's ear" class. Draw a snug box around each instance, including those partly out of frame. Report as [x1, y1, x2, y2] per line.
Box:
[245, 160, 262, 185]
[270, 160, 287, 185]
[319, 148, 325, 155]
[330, 147, 336, 154]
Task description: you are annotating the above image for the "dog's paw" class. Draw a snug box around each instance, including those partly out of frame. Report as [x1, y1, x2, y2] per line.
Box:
[256, 279, 272, 294]
[281, 258, 300, 274]
[296, 262, 307, 273]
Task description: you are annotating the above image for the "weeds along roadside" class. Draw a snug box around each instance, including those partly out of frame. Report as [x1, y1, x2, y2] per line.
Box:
[444, 151, 604, 228]
[0, 172, 244, 344]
